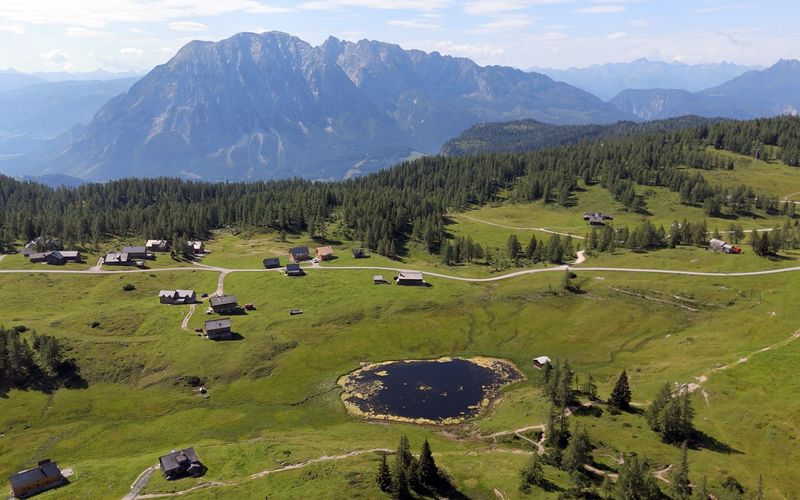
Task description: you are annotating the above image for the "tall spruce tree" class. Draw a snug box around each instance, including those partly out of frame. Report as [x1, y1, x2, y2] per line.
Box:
[669, 441, 691, 499]
[416, 439, 438, 486]
[376, 453, 392, 492]
[609, 370, 632, 411]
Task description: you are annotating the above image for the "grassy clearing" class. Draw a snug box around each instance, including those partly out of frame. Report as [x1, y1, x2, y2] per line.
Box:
[689, 147, 800, 199]
[1, 265, 799, 497]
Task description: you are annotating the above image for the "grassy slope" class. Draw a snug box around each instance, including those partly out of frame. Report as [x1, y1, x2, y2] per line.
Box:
[0, 149, 799, 498]
[1, 268, 799, 498]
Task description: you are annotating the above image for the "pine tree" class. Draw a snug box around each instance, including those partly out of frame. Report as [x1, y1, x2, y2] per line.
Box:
[391, 462, 410, 499]
[416, 439, 438, 486]
[518, 453, 544, 492]
[376, 453, 392, 492]
[669, 441, 691, 499]
[608, 370, 632, 411]
[581, 373, 597, 400]
[646, 383, 673, 432]
[691, 475, 709, 500]
[562, 426, 591, 473]
[615, 454, 661, 499]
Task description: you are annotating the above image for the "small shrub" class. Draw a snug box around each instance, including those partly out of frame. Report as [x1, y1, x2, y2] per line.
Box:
[90, 321, 101, 328]
[11, 325, 28, 333]
[122, 283, 136, 291]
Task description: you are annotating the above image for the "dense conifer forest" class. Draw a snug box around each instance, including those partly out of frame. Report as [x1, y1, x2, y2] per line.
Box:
[1, 116, 799, 257]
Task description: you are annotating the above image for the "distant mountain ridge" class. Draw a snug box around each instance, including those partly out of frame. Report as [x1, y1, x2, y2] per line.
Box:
[441, 116, 716, 156]
[533, 58, 760, 100]
[0, 78, 137, 160]
[28, 31, 634, 181]
[610, 59, 800, 120]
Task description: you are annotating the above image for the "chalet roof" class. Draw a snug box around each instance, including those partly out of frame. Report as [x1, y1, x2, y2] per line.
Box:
[105, 252, 130, 263]
[289, 246, 309, 257]
[209, 295, 237, 307]
[374, 275, 384, 281]
[9, 460, 62, 489]
[159, 448, 200, 473]
[159, 290, 195, 298]
[59, 251, 80, 258]
[316, 246, 333, 256]
[48, 251, 65, 259]
[398, 271, 424, 281]
[28, 252, 48, 260]
[204, 318, 231, 331]
[709, 238, 727, 246]
[533, 356, 552, 365]
[263, 257, 280, 264]
[286, 263, 301, 271]
[186, 240, 204, 249]
[122, 246, 148, 254]
[146, 239, 167, 246]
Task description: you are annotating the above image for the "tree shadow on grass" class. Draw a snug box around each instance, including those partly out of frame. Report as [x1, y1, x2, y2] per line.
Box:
[690, 430, 743, 455]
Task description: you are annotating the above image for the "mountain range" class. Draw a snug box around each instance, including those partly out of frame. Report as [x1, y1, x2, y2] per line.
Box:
[21, 31, 632, 181]
[533, 58, 760, 100]
[0, 78, 137, 159]
[610, 59, 800, 120]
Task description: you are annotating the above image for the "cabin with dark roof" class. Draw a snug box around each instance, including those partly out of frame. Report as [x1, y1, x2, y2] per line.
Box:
[185, 241, 205, 254]
[209, 295, 238, 314]
[352, 248, 368, 259]
[263, 257, 281, 269]
[204, 319, 232, 340]
[285, 263, 305, 276]
[158, 448, 204, 480]
[122, 246, 154, 259]
[21, 237, 62, 257]
[8, 459, 65, 498]
[29, 250, 81, 265]
[288, 246, 310, 262]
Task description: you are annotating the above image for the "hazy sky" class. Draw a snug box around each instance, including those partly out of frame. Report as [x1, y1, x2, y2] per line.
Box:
[1, 0, 798, 73]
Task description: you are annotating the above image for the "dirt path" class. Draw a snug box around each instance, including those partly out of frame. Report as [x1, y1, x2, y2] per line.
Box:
[214, 271, 229, 297]
[783, 191, 800, 204]
[122, 465, 157, 500]
[461, 214, 587, 240]
[89, 256, 104, 272]
[0, 254, 6, 264]
[685, 329, 800, 396]
[573, 250, 586, 265]
[131, 448, 392, 499]
[180, 304, 196, 332]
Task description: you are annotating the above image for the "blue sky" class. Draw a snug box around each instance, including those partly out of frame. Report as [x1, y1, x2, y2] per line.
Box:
[1, 0, 798, 73]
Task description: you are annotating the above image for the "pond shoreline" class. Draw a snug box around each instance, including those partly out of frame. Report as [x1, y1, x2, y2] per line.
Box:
[338, 356, 525, 426]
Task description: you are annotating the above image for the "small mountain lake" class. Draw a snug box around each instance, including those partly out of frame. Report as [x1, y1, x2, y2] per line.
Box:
[338, 357, 524, 425]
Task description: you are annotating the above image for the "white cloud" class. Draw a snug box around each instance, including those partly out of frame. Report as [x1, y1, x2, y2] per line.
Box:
[0, 1, 292, 28]
[630, 18, 648, 28]
[692, 4, 754, 14]
[388, 19, 441, 30]
[39, 49, 75, 70]
[301, 0, 451, 11]
[428, 40, 506, 60]
[576, 5, 625, 13]
[66, 26, 108, 37]
[607, 31, 627, 40]
[0, 23, 25, 34]
[463, 0, 574, 15]
[169, 21, 208, 31]
[120, 47, 144, 55]
[472, 17, 535, 33]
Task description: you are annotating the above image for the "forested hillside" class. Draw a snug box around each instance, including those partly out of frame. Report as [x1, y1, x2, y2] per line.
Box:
[1, 116, 799, 257]
[440, 116, 715, 156]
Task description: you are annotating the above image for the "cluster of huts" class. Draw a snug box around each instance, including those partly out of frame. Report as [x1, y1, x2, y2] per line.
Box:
[104, 240, 206, 267]
[8, 447, 207, 497]
[20, 237, 82, 265]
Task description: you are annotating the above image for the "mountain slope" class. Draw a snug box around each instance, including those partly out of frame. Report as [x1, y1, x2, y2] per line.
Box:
[0, 78, 137, 158]
[441, 116, 716, 156]
[0, 70, 46, 92]
[533, 58, 758, 100]
[35, 31, 633, 181]
[610, 60, 800, 120]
